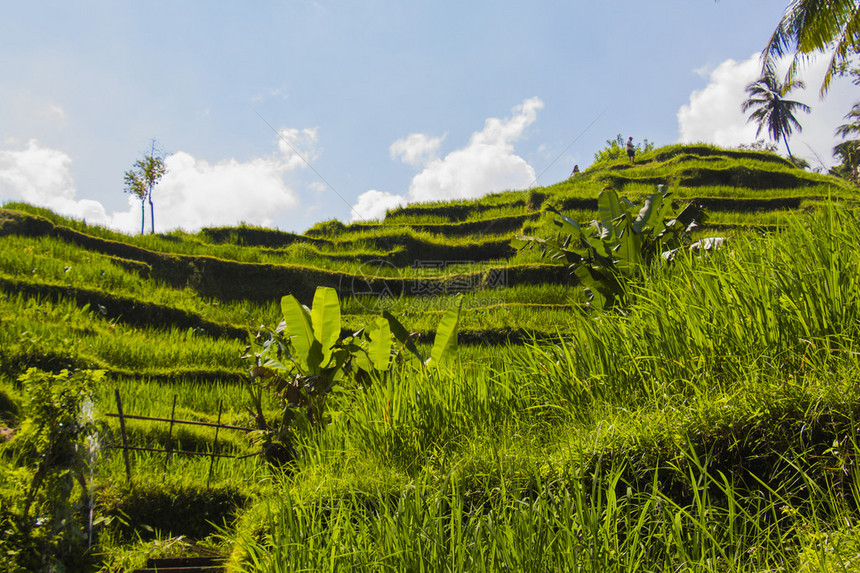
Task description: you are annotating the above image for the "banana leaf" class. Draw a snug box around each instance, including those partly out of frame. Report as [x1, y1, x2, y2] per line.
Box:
[367, 316, 391, 371]
[428, 294, 463, 368]
[281, 294, 323, 374]
[310, 286, 341, 365]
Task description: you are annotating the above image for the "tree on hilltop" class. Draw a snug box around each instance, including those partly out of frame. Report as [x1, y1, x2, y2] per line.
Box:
[742, 70, 811, 162]
[124, 140, 167, 234]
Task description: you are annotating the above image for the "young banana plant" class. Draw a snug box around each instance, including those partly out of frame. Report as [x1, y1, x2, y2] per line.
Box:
[512, 186, 704, 310]
[244, 287, 464, 466]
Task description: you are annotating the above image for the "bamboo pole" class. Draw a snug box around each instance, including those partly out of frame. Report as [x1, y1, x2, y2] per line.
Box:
[165, 395, 177, 469]
[104, 412, 249, 432]
[207, 400, 223, 489]
[114, 389, 132, 483]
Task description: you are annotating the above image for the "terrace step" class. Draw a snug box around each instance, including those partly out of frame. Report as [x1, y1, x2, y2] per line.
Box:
[131, 555, 225, 573]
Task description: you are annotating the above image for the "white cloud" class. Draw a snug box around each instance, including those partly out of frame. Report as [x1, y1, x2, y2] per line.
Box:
[277, 127, 319, 170]
[0, 135, 314, 233]
[390, 133, 444, 166]
[350, 189, 407, 222]
[408, 97, 542, 203]
[0, 139, 76, 204]
[678, 55, 761, 147]
[151, 152, 300, 231]
[470, 97, 543, 149]
[678, 52, 857, 168]
[352, 98, 543, 220]
[0, 139, 110, 224]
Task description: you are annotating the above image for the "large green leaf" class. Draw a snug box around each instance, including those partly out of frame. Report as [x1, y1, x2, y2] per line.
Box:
[615, 216, 643, 274]
[310, 286, 341, 364]
[572, 265, 622, 310]
[382, 310, 423, 362]
[585, 221, 615, 253]
[428, 294, 463, 368]
[598, 189, 624, 222]
[367, 316, 391, 371]
[594, 220, 614, 242]
[633, 193, 662, 234]
[547, 206, 582, 236]
[353, 346, 372, 374]
[281, 294, 322, 373]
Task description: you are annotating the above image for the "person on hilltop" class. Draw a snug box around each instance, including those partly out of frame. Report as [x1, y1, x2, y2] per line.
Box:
[627, 136, 636, 164]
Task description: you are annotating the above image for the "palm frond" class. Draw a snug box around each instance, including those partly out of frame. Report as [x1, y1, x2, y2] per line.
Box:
[763, 0, 860, 95]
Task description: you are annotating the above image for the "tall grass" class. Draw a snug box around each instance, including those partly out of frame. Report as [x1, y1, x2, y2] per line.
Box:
[227, 202, 860, 570]
[232, 446, 860, 572]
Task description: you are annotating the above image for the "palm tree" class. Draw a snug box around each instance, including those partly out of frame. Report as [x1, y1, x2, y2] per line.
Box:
[741, 70, 811, 161]
[832, 139, 860, 183]
[836, 102, 860, 138]
[832, 100, 860, 183]
[763, 0, 860, 94]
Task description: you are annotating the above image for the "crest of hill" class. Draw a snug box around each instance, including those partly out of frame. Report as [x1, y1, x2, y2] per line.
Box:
[0, 142, 857, 355]
[0, 144, 855, 310]
[305, 143, 854, 241]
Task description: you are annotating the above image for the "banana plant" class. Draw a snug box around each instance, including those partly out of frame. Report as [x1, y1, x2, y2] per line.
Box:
[243, 287, 464, 466]
[512, 186, 704, 310]
[245, 287, 349, 465]
[353, 294, 464, 372]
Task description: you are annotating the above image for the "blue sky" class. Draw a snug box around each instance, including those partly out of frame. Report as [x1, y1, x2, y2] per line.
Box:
[0, 1, 856, 233]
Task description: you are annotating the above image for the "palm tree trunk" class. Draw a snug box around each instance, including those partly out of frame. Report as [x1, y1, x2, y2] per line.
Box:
[783, 133, 794, 161]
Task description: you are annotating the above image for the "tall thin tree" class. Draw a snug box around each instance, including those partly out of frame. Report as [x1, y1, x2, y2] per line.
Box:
[741, 70, 811, 162]
[124, 140, 167, 234]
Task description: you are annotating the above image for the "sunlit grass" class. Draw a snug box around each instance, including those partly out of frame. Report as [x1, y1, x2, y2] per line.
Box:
[221, 201, 860, 570]
[0, 294, 244, 374]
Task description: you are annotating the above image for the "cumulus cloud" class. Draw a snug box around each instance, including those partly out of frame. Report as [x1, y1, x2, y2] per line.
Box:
[151, 152, 300, 230]
[0, 139, 76, 204]
[350, 189, 407, 222]
[678, 52, 856, 168]
[678, 56, 761, 146]
[390, 133, 444, 166]
[0, 134, 314, 233]
[0, 139, 111, 224]
[353, 97, 543, 221]
[277, 127, 319, 170]
[408, 97, 542, 203]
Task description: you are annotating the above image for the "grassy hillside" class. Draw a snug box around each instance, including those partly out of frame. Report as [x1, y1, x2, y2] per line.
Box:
[1, 144, 859, 571]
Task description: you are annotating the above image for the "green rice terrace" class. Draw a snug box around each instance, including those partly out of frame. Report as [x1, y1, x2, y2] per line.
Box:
[2, 143, 860, 571]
